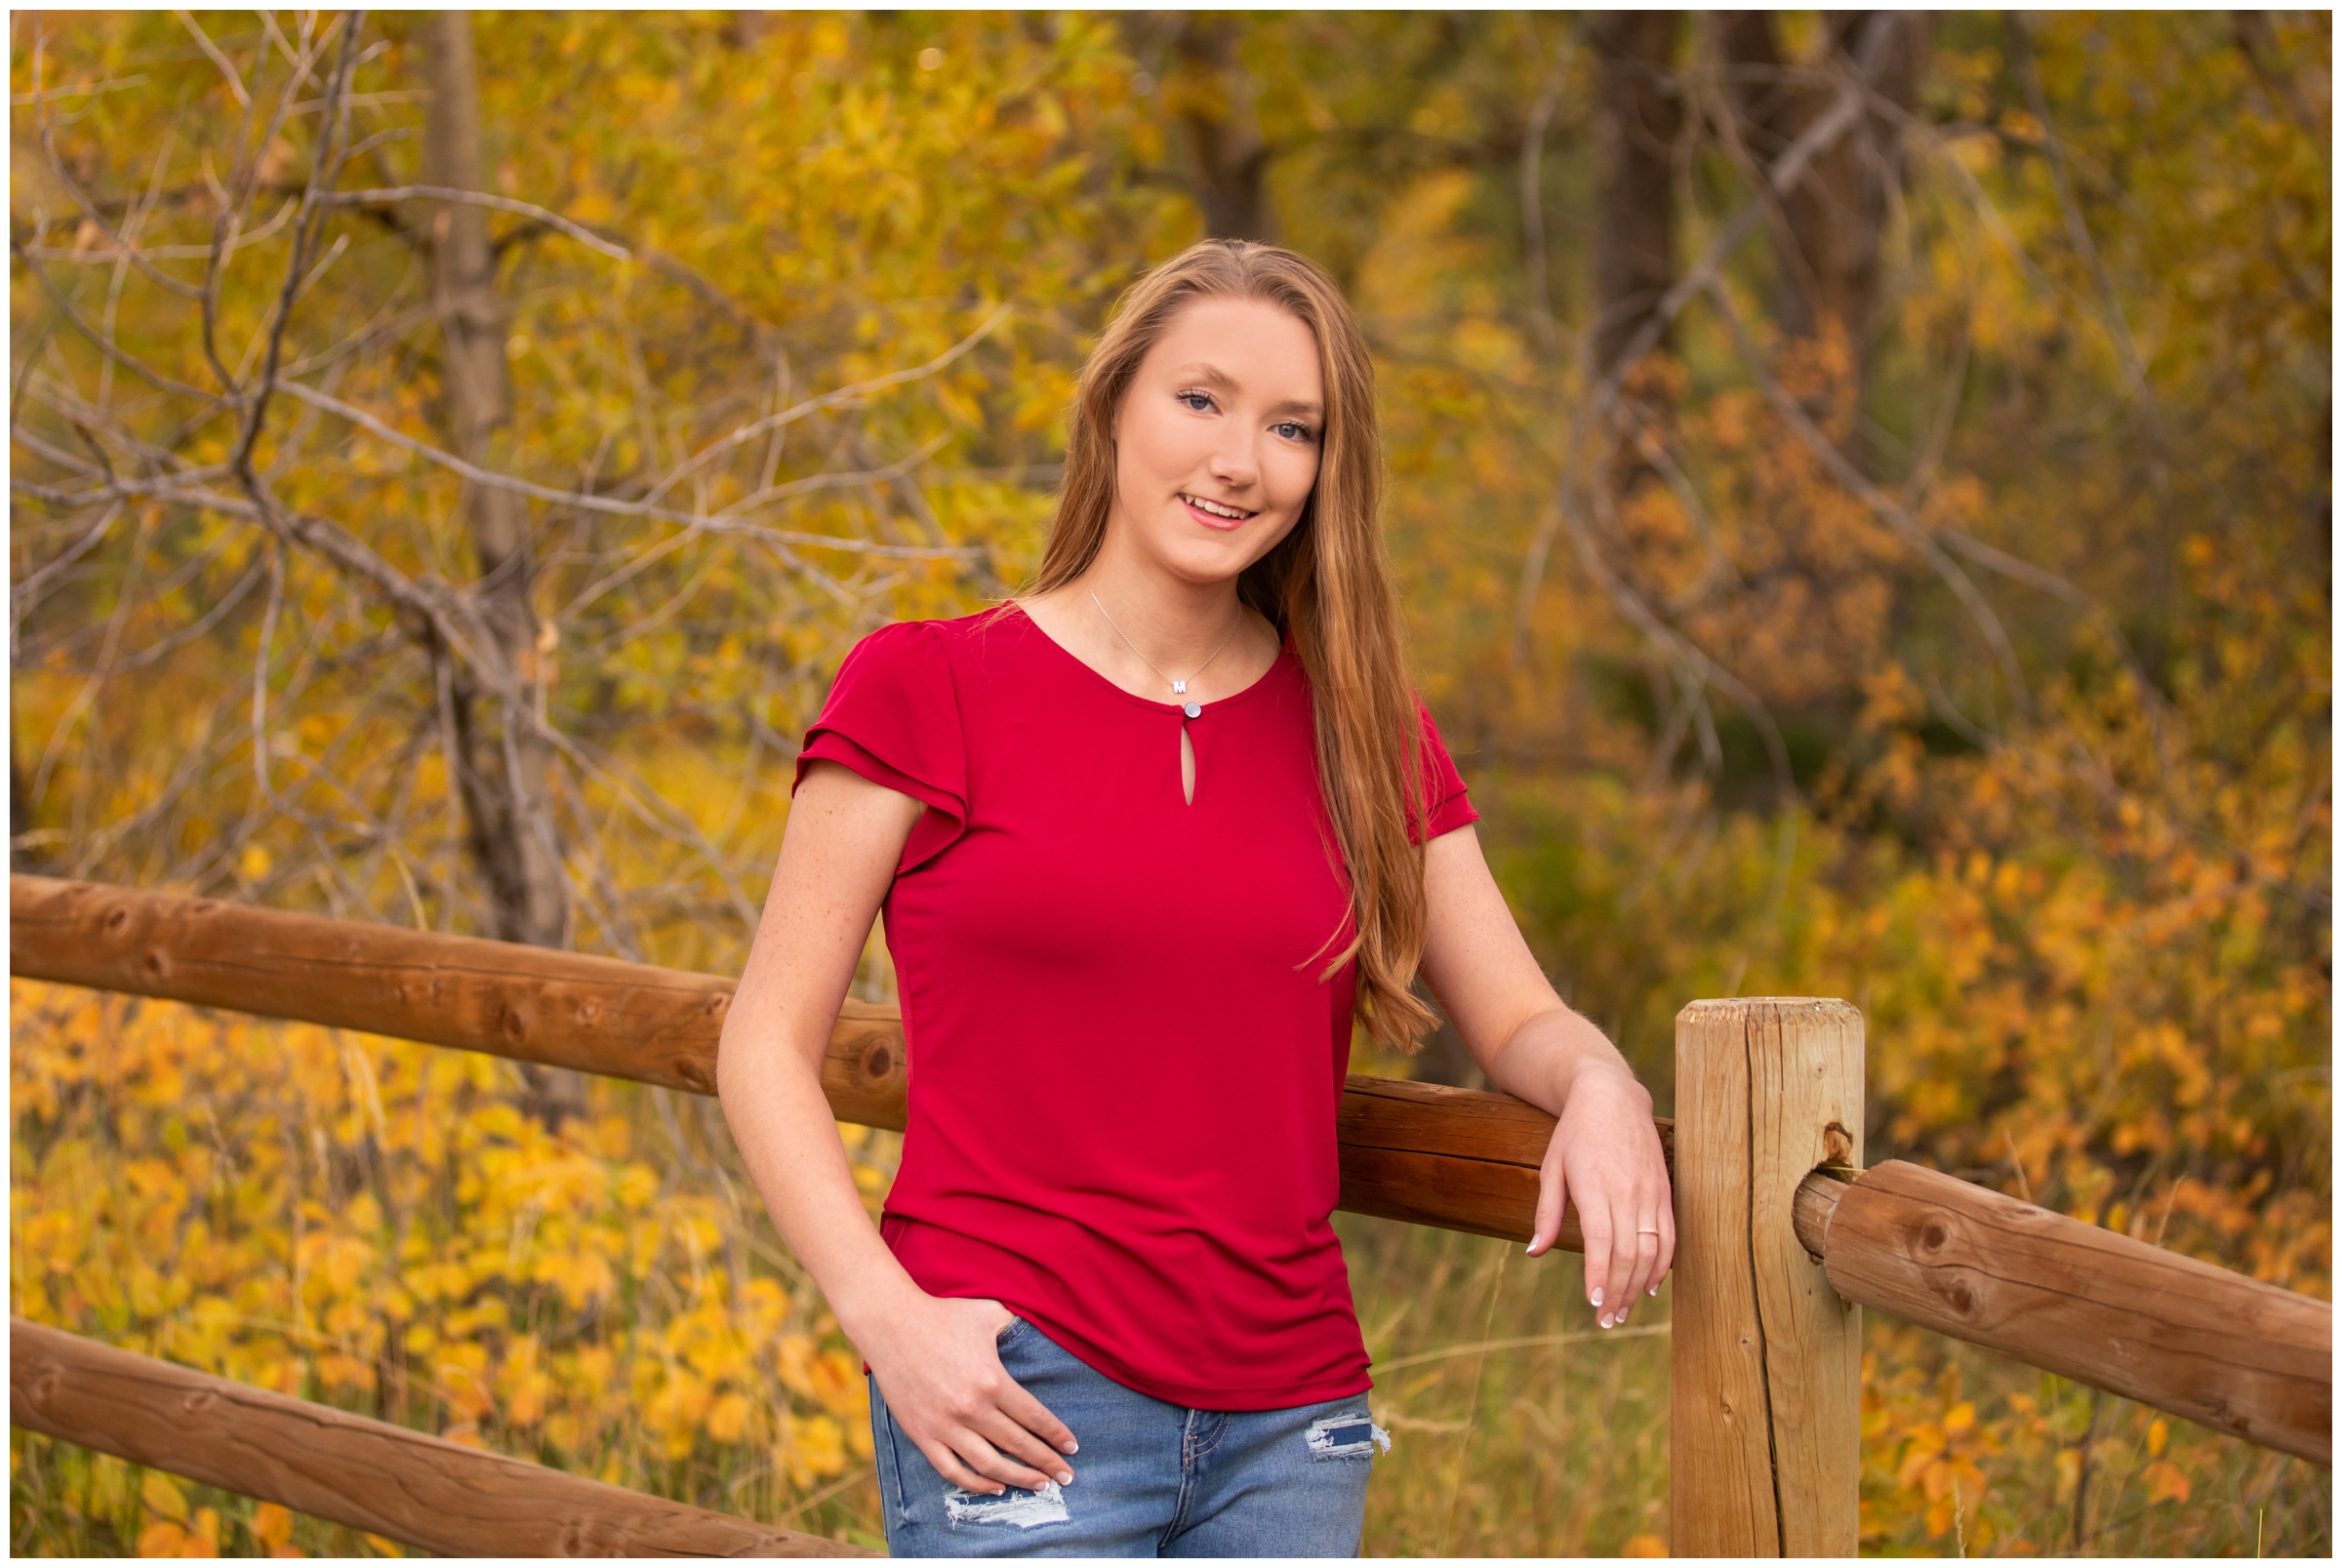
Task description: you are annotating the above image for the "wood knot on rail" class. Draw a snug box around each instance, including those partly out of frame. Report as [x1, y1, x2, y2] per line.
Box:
[1817, 1159, 2333, 1467]
[1822, 1120, 1854, 1165]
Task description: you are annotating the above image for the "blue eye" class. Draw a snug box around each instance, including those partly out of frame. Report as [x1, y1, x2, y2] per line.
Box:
[1274, 421, 1315, 442]
[1179, 390, 1214, 412]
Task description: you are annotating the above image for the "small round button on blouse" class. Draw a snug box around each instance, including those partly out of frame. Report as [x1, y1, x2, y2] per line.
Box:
[1091, 587, 1238, 724]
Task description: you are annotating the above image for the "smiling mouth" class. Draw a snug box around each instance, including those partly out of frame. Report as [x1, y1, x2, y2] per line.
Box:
[1181, 493, 1257, 522]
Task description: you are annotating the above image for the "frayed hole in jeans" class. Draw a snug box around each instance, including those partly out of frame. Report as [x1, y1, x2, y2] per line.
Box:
[943, 1478, 1069, 1530]
[1305, 1412, 1392, 1460]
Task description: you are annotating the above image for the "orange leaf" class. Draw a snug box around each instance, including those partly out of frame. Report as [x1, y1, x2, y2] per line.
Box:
[1621, 1534, 1667, 1557]
[251, 1503, 294, 1550]
[2144, 1460, 2192, 1506]
[137, 1522, 189, 1556]
[1924, 1492, 1957, 1539]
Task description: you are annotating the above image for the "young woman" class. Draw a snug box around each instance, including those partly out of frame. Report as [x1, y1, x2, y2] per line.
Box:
[716, 239, 1675, 1557]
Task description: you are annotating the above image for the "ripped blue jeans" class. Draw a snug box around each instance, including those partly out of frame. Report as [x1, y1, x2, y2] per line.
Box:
[868, 1314, 1388, 1556]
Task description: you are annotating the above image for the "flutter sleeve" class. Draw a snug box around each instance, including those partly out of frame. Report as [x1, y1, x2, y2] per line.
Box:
[1413, 697, 1480, 845]
[793, 621, 968, 874]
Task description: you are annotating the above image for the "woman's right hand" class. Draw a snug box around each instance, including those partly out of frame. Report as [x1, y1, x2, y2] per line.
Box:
[716, 766, 1074, 1497]
[862, 1292, 1078, 1496]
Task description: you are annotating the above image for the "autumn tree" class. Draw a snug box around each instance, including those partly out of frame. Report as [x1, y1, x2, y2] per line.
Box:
[10, 10, 1178, 973]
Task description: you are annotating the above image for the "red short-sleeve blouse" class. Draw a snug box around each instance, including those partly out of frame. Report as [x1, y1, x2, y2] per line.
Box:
[793, 602, 1476, 1410]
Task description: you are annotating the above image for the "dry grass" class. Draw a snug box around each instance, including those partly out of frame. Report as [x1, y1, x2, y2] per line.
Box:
[1338, 1214, 2330, 1557]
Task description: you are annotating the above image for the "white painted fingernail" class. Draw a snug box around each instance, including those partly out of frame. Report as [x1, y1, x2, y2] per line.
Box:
[1057, 1470, 1073, 1486]
[1591, 1287, 1603, 1307]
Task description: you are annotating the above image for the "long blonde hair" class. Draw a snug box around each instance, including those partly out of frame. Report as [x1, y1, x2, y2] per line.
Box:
[1024, 238, 1438, 1052]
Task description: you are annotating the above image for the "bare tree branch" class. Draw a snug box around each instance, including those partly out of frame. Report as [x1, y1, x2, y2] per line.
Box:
[1701, 275, 2032, 716]
[320, 185, 632, 261]
[172, 10, 255, 109]
[1512, 11, 1909, 664]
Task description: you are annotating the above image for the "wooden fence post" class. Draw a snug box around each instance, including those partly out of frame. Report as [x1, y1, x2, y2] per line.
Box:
[1671, 998, 1864, 1556]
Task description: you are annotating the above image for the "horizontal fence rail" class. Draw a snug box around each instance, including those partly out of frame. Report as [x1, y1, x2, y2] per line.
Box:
[7, 872, 1658, 1251]
[10, 1318, 873, 1557]
[1797, 1161, 2331, 1467]
[11, 874, 2332, 1523]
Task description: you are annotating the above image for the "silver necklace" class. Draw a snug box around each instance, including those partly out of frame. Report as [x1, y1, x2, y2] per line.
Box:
[1088, 588, 1242, 719]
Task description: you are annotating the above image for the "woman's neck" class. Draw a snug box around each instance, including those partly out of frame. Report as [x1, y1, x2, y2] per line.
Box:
[1079, 549, 1247, 663]
[1017, 545, 1279, 705]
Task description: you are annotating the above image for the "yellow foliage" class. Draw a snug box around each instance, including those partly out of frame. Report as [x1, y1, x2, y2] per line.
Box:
[784, 1412, 850, 1489]
[251, 1502, 296, 1550]
[141, 1469, 189, 1523]
[706, 1390, 752, 1445]
[11, 984, 904, 1537]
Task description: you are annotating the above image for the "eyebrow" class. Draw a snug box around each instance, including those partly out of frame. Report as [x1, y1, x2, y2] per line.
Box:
[1171, 361, 1324, 420]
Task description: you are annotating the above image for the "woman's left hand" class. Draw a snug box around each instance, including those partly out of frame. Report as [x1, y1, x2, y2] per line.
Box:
[1526, 1063, 1675, 1328]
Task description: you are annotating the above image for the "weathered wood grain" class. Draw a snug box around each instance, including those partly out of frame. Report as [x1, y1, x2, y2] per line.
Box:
[1798, 1159, 2332, 1468]
[9, 1318, 874, 1557]
[7, 872, 906, 1128]
[1671, 998, 1863, 1557]
[10, 874, 1662, 1254]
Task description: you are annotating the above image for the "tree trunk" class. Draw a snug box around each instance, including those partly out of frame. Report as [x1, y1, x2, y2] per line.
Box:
[1166, 15, 1275, 242]
[11, 748, 32, 872]
[418, 11, 579, 1125]
[725, 12, 769, 52]
[1590, 12, 1682, 376]
[1716, 13, 1924, 382]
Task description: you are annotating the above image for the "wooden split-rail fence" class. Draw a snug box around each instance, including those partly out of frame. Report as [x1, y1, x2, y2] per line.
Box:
[8, 874, 2331, 1556]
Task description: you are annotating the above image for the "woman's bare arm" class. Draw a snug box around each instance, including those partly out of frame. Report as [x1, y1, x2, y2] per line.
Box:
[1416, 824, 1676, 1326]
[716, 759, 1078, 1495]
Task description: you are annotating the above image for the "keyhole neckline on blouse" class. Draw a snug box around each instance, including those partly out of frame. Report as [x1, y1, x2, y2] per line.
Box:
[1000, 600, 1295, 719]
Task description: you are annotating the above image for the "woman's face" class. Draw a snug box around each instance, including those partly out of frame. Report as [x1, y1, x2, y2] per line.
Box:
[1108, 296, 1325, 586]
